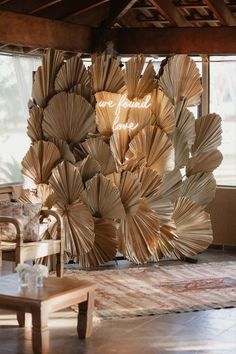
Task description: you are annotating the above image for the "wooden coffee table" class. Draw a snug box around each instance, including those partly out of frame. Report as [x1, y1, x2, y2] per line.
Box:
[0, 274, 95, 354]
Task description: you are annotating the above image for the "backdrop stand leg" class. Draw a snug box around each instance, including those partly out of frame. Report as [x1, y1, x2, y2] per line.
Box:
[180, 256, 198, 263]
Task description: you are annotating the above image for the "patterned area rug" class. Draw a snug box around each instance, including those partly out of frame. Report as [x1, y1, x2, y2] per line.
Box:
[64, 261, 236, 320]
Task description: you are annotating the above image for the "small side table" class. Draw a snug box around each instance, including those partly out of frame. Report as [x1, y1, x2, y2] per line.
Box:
[0, 274, 95, 354]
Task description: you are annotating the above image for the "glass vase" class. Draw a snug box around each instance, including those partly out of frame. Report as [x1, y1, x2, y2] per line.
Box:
[35, 275, 44, 288]
[18, 271, 29, 288]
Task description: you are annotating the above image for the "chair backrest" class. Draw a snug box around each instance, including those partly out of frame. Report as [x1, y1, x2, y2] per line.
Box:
[0, 184, 22, 201]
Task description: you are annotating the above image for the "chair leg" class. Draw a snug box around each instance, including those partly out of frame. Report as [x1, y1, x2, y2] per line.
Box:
[56, 253, 64, 277]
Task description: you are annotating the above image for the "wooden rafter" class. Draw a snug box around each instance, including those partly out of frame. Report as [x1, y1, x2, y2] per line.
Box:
[29, 1, 62, 15]
[149, 0, 192, 27]
[102, 0, 138, 27]
[204, 0, 236, 26]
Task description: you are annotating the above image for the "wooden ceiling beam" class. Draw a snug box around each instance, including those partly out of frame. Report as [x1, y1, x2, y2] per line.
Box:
[149, 0, 192, 27]
[0, 10, 92, 52]
[204, 0, 236, 26]
[97, 27, 236, 54]
[102, 0, 138, 27]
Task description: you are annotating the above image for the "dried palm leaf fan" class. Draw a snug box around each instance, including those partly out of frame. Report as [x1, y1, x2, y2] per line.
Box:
[69, 83, 95, 107]
[151, 225, 176, 261]
[159, 55, 203, 107]
[55, 54, 90, 92]
[110, 130, 130, 167]
[57, 201, 95, 258]
[90, 53, 125, 93]
[82, 173, 125, 219]
[22, 140, 61, 184]
[107, 171, 141, 215]
[171, 128, 189, 168]
[175, 103, 196, 148]
[150, 88, 175, 135]
[48, 137, 76, 163]
[191, 113, 222, 155]
[79, 218, 118, 267]
[18, 188, 40, 204]
[42, 92, 96, 145]
[79, 137, 116, 175]
[124, 55, 157, 100]
[157, 168, 182, 203]
[171, 196, 213, 258]
[76, 155, 101, 184]
[186, 149, 223, 176]
[32, 49, 64, 108]
[151, 196, 174, 226]
[127, 105, 156, 138]
[37, 183, 56, 209]
[126, 125, 175, 174]
[180, 172, 216, 208]
[121, 152, 146, 173]
[27, 105, 44, 142]
[118, 200, 160, 264]
[139, 167, 162, 207]
[49, 160, 84, 205]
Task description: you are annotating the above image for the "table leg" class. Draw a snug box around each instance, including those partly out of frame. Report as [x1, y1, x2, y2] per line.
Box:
[17, 311, 31, 327]
[32, 306, 49, 354]
[77, 291, 94, 339]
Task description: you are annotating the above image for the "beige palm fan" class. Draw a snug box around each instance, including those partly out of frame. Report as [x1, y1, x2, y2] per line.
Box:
[171, 128, 189, 168]
[108, 171, 141, 215]
[49, 137, 76, 163]
[186, 149, 223, 177]
[151, 225, 176, 261]
[42, 92, 96, 145]
[79, 137, 116, 175]
[79, 218, 118, 267]
[139, 167, 162, 208]
[82, 173, 125, 219]
[37, 183, 56, 209]
[69, 83, 95, 107]
[126, 125, 175, 174]
[121, 152, 146, 173]
[150, 88, 175, 135]
[55, 54, 90, 92]
[175, 103, 196, 148]
[110, 130, 130, 167]
[90, 53, 125, 93]
[124, 55, 157, 100]
[49, 160, 84, 205]
[159, 55, 203, 107]
[180, 172, 216, 208]
[18, 188, 40, 204]
[191, 113, 222, 155]
[171, 196, 213, 258]
[22, 140, 61, 184]
[32, 49, 64, 108]
[151, 196, 174, 226]
[76, 155, 101, 183]
[27, 105, 44, 142]
[157, 168, 182, 203]
[118, 200, 160, 264]
[127, 105, 156, 138]
[57, 201, 95, 258]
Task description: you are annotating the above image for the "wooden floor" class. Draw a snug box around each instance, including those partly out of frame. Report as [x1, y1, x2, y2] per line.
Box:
[0, 249, 236, 354]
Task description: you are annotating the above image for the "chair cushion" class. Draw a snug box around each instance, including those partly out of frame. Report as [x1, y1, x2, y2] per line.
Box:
[0, 201, 42, 242]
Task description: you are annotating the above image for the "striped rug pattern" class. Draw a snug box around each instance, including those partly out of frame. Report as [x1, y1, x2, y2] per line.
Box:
[65, 261, 236, 319]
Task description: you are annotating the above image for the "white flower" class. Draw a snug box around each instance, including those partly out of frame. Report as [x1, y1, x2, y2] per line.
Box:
[15, 264, 31, 273]
[32, 264, 49, 277]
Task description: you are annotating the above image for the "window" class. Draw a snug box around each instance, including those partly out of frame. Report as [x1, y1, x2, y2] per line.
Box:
[0, 54, 41, 184]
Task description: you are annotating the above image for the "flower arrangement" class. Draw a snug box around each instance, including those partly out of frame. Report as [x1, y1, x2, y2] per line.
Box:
[32, 264, 49, 278]
[15, 263, 31, 287]
[15, 263, 31, 273]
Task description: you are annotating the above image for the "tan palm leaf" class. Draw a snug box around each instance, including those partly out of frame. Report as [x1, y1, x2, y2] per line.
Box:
[79, 218, 118, 267]
[139, 167, 162, 207]
[175, 103, 196, 148]
[79, 137, 116, 175]
[27, 105, 44, 142]
[49, 161, 84, 205]
[158, 168, 182, 203]
[192, 113, 222, 155]
[110, 130, 130, 166]
[43, 92, 96, 145]
[55, 54, 90, 92]
[126, 125, 175, 174]
[49, 137, 76, 163]
[150, 88, 175, 134]
[76, 155, 101, 183]
[37, 183, 56, 208]
[124, 55, 157, 100]
[186, 149, 223, 176]
[151, 225, 176, 261]
[82, 174, 125, 219]
[32, 49, 64, 108]
[18, 188, 40, 204]
[90, 53, 125, 93]
[121, 152, 146, 173]
[22, 140, 61, 184]
[159, 55, 203, 107]
[69, 83, 95, 107]
[171, 128, 189, 168]
[118, 200, 160, 264]
[180, 172, 216, 208]
[172, 196, 213, 257]
[127, 105, 156, 138]
[108, 171, 141, 215]
[151, 196, 174, 226]
[57, 201, 95, 257]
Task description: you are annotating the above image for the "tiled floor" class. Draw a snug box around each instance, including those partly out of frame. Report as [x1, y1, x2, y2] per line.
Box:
[0, 249, 236, 354]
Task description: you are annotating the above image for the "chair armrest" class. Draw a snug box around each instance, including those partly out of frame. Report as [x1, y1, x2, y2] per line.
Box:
[40, 209, 62, 241]
[0, 216, 23, 245]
